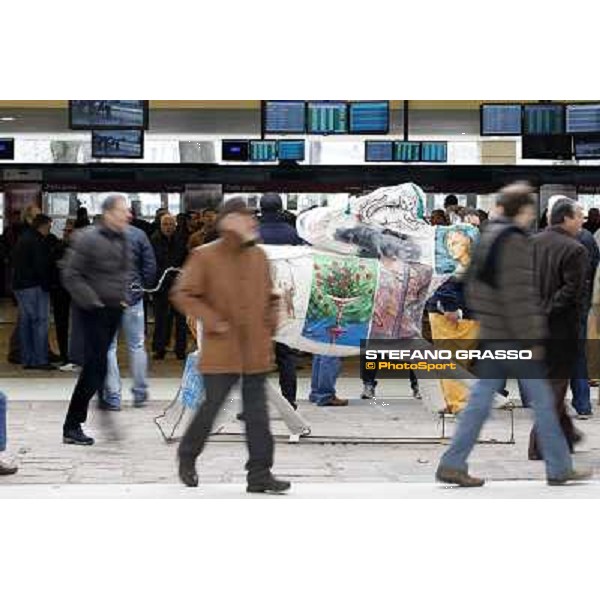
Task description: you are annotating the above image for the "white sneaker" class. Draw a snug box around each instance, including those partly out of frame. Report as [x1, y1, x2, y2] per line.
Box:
[59, 363, 80, 372]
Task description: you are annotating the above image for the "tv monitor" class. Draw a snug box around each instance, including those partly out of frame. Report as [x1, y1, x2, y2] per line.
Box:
[521, 134, 572, 159]
[92, 130, 144, 159]
[365, 140, 393, 162]
[278, 139, 305, 161]
[70, 100, 148, 130]
[566, 104, 600, 134]
[0, 138, 15, 160]
[394, 141, 421, 162]
[480, 103, 522, 136]
[574, 134, 600, 159]
[263, 101, 306, 134]
[249, 140, 278, 162]
[523, 104, 565, 135]
[307, 101, 348, 134]
[349, 101, 390, 134]
[421, 141, 447, 162]
[222, 140, 249, 161]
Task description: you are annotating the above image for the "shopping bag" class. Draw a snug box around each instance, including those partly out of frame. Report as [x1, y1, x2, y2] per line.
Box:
[180, 351, 204, 410]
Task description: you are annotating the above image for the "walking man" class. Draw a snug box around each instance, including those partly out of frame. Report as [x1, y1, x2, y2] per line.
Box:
[171, 197, 290, 493]
[436, 182, 591, 486]
[529, 196, 587, 458]
[60, 195, 131, 445]
[101, 223, 156, 410]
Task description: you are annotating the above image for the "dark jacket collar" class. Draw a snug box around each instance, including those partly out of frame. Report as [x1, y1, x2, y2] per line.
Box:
[260, 212, 285, 224]
[548, 224, 575, 238]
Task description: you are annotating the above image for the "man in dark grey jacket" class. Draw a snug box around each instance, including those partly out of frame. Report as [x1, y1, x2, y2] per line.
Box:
[60, 195, 132, 445]
[436, 182, 591, 487]
[529, 197, 587, 458]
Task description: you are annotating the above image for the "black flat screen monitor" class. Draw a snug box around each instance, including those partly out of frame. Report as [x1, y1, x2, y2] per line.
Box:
[522, 134, 572, 159]
[0, 138, 15, 160]
[263, 101, 306, 134]
[574, 134, 600, 159]
[523, 104, 565, 135]
[307, 101, 348, 134]
[566, 104, 600, 134]
[222, 140, 249, 161]
[278, 139, 305, 161]
[92, 130, 144, 159]
[249, 140, 278, 162]
[480, 103, 522, 135]
[349, 101, 390, 134]
[394, 141, 421, 162]
[70, 100, 148, 129]
[365, 141, 393, 162]
[421, 141, 447, 162]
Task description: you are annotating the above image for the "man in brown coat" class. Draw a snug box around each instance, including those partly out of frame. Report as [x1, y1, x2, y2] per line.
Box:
[171, 197, 291, 494]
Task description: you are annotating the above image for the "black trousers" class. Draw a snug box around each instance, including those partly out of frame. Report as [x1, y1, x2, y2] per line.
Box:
[63, 307, 122, 431]
[361, 362, 419, 392]
[51, 288, 71, 363]
[274, 342, 297, 406]
[152, 292, 187, 357]
[178, 373, 274, 483]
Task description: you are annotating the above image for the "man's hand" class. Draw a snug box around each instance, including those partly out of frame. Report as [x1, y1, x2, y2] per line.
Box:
[444, 310, 460, 324]
[212, 320, 230, 334]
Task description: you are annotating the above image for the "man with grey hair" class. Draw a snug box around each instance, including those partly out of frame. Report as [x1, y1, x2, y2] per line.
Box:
[60, 195, 132, 445]
[529, 195, 587, 460]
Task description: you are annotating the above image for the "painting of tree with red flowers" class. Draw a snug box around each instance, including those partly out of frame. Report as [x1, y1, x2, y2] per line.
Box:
[302, 254, 378, 345]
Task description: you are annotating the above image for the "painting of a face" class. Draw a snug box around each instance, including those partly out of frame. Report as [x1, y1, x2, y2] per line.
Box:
[446, 230, 471, 266]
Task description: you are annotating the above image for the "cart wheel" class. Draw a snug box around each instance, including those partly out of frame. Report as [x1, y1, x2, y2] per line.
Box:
[301, 427, 311, 437]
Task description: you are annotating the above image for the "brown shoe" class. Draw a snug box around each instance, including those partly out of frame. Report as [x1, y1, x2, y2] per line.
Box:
[547, 468, 593, 486]
[0, 461, 18, 476]
[436, 466, 485, 487]
[325, 396, 348, 407]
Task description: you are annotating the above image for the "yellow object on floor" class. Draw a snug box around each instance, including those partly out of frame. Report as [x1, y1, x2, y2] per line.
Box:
[429, 313, 480, 414]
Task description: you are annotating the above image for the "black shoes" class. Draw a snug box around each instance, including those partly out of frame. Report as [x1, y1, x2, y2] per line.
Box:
[63, 426, 95, 446]
[178, 459, 199, 487]
[0, 460, 18, 476]
[247, 475, 291, 494]
[435, 466, 485, 487]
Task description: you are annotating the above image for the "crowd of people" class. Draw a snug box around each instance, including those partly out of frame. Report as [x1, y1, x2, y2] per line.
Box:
[0, 186, 599, 491]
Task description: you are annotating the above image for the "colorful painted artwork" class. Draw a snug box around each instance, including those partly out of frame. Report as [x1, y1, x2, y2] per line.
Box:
[369, 260, 409, 339]
[434, 224, 479, 275]
[301, 254, 378, 347]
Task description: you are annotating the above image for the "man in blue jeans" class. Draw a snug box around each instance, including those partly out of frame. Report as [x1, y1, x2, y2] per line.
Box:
[569, 225, 599, 417]
[102, 223, 156, 410]
[0, 392, 18, 475]
[11, 214, 55, 370]
[436, 182, 591, 486]
[309, 355, 347, 406]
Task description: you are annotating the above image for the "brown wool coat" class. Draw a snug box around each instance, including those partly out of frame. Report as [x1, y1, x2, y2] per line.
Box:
[170, 234, 279, 374]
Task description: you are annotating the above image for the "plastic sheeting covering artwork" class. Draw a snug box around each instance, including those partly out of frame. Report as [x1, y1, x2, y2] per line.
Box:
[265, 183, 479, 356]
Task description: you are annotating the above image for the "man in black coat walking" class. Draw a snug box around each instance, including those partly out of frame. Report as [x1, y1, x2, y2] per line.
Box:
[530, 196, 587, 459]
